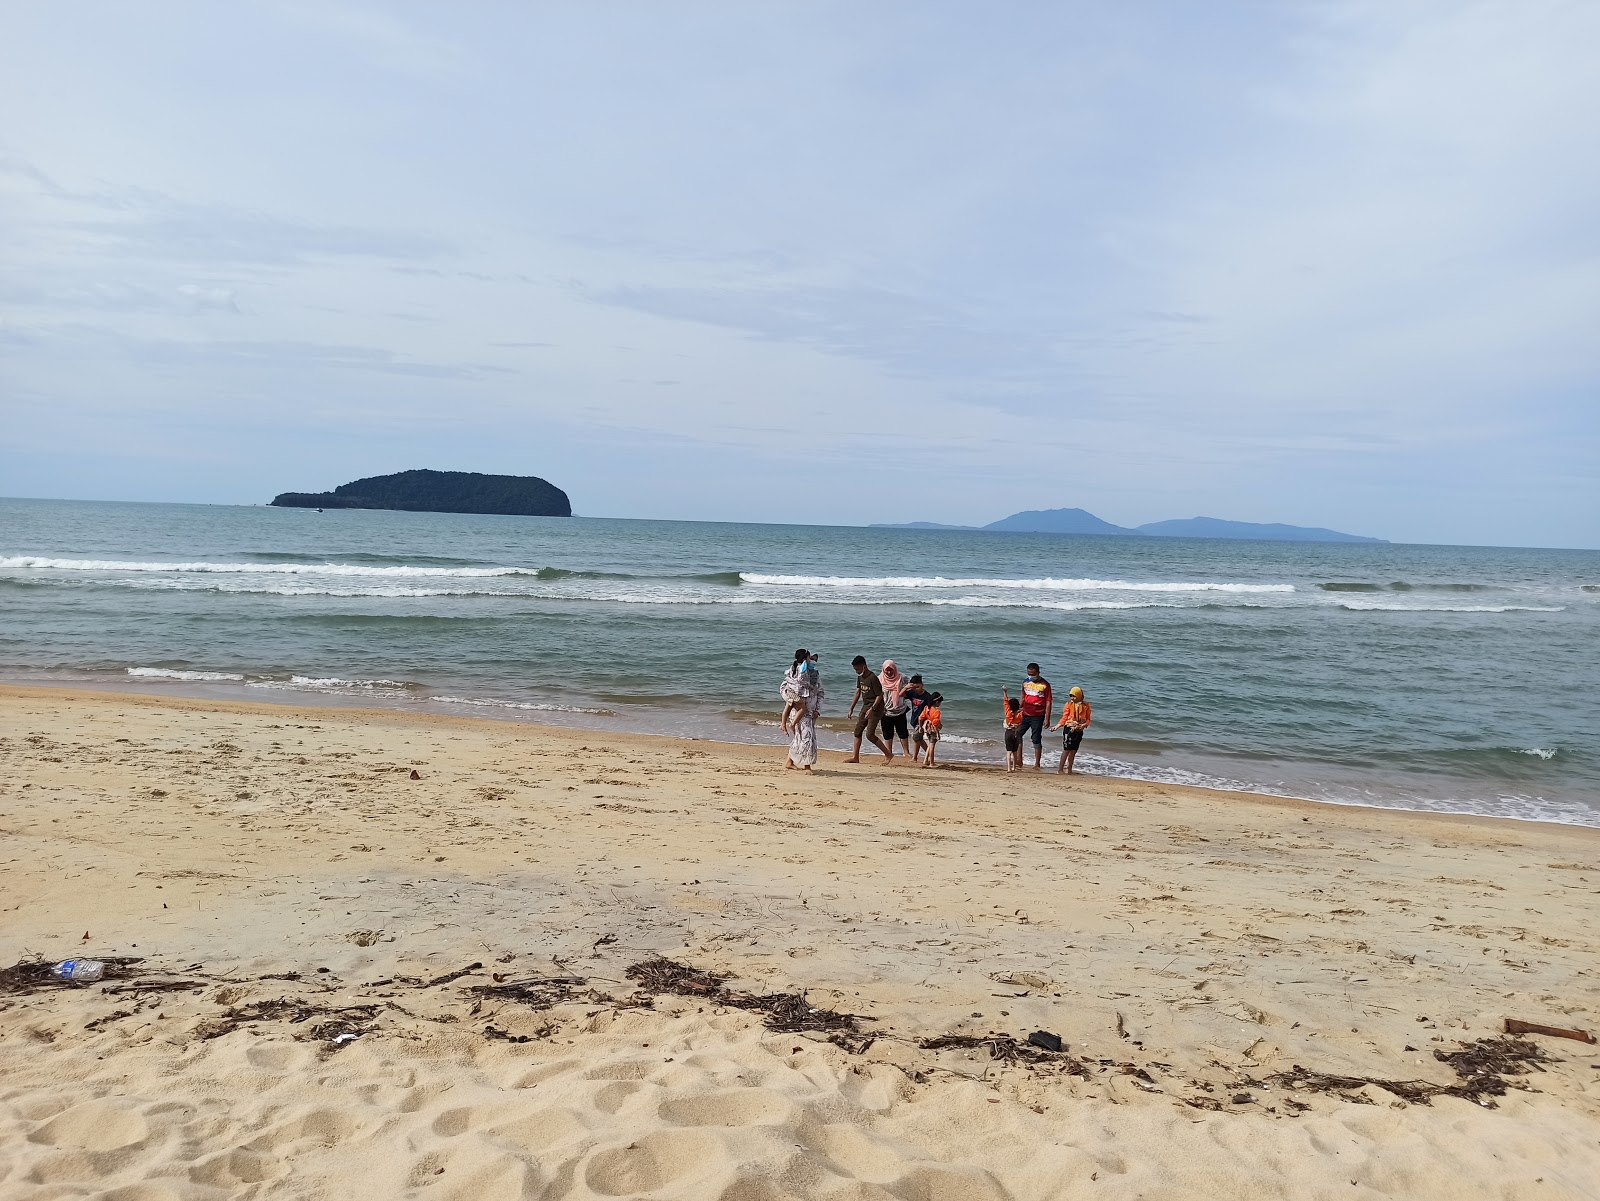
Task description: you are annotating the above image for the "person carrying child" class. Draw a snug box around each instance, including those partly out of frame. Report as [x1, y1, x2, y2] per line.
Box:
[1001, 687, 1024, 772]
[780, 648, 819, 735]
[918, 692, 944, 768]
[1052, 686, 1091, 774]
[780, 649, 823, 771]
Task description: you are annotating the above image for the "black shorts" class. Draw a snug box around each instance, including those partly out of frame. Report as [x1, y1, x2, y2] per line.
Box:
[1062, 726, 1084, 752]
[1003, 729, 1021, 753]
[1019, 713, 1046, 746]
[880, 711, 909, 740]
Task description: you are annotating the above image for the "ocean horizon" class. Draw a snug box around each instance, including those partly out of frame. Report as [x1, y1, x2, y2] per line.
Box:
[4, 495, 1596, 827]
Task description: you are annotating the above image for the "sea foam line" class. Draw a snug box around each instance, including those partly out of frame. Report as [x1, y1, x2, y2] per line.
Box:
[127, 667, 246, 682]
[432, 695, 617, 717]
[0, 555, 534, 578]
[1338, 602, 1564, 613]
[741, 573, 1294, 593]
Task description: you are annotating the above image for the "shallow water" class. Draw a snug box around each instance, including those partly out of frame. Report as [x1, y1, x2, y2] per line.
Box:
[3, 497, 1596, 824]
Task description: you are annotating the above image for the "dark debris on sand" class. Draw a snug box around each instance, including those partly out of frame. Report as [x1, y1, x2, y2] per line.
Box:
[921, 1033, 1090, 1074]
[1247, 1037, 1555, 1108]
[0, 956, 147, 996]
[625, 956, 867, 1035]
[6, 950, 1565, 1110]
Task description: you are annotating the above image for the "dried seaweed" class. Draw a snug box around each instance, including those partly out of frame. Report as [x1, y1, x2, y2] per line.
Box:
[466, 976, 606, 1011]
[626, 958, 726, 996]
[920, 1032, 1089, 1073]
[1435, 1036, 1551, 1078]
[625, 957, 865, 1034]
[1255, 1038, 1553, 1108]
[194, 998, 381, 1041]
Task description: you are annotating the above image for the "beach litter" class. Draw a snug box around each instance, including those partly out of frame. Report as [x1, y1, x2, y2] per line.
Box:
[1, 956, 145, 995]
[1504, 1018, 1595, 1044]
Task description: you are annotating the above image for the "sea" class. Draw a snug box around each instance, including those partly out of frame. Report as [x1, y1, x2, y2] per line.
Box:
[3, 497, 1596, 827]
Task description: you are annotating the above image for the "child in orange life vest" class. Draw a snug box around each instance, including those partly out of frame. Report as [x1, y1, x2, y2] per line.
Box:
[1052, 686, 1091, 774]
[918, 693, 944, 768]
[1001, 689, 1024, 772]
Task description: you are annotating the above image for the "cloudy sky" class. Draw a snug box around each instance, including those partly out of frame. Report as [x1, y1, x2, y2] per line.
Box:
[2, 2, 1596, 547]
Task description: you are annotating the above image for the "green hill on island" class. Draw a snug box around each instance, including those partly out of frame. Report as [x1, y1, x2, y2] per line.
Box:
[271, 469, 571, 517]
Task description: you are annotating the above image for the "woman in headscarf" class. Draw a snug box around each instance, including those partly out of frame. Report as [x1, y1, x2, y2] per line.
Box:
[878, 659, 912, 759]
[781, 648, 823, 771]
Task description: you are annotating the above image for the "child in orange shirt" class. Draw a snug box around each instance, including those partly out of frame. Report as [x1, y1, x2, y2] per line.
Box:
[918, 693, 944, 768]
[1001, 688, 1023, 772]
[1052, 686, 1091, 774]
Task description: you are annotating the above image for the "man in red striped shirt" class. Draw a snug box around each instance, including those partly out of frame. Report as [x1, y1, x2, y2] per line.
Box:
[1018, 663, 1052, 770]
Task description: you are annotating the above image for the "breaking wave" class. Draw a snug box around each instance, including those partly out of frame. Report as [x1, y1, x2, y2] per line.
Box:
[1338, 602, 1564, 613]
[741, 573, 1293, 593]
[0, 555, 539, 578]
[127, 667, 246, 682]
[432, 695, 617, 717]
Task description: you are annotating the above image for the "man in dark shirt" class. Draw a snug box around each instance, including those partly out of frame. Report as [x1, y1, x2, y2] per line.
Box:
[845, 654, 894, 763]
[904, 674, 932, 762]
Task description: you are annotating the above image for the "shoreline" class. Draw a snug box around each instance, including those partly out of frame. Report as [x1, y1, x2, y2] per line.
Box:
[2, 679, 1592, 835]
[4, 682, 1599, 1197]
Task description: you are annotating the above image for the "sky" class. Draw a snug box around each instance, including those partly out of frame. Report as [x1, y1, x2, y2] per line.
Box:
[2, 2, 1596, 548]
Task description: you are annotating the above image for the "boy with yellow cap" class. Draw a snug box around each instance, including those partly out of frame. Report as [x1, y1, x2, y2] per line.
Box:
[1052, 686, 1091, 775]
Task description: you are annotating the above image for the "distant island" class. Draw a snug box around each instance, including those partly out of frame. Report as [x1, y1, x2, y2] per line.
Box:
[271, 469, 571, 517]
[874, 507, 1384, 543]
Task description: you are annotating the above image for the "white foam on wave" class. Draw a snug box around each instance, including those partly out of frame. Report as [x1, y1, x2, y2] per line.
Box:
[0, 555, 532, 578]
[1339, 602, 1565, 613]
[127, 667, 246, 682]
[432, 695, 617, 717]
[927, 598, 1157, 611]
[1520, 747, 1558, 760]
[246, 676, 420, 692]
[741, 573, 1293, 593]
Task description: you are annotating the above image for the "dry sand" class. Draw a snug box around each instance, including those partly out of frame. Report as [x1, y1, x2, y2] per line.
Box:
[2, 684, 1598, 1200]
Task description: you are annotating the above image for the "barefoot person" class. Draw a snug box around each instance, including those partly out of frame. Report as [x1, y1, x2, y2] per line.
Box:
[918, 692, 944, 768]
[878, 660, 913, 759]
[780, 648, 818, 736]
[845, 655, 893, 763]
[904, 674, 932, 762]
[1053, 686, 1091, 774]
[781, 650, 823, 771]
[1001, 688, 1024, 772]
[1019, 662, 1053, 770]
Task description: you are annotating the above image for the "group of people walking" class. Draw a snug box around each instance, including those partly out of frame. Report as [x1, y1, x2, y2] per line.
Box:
[779, 651, 1090, 774]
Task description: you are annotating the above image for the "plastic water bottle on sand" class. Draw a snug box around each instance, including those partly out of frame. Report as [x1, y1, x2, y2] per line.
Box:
[52, 959, 105, 983]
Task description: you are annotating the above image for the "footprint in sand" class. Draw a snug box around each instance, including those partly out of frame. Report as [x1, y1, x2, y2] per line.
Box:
[583, 1127, 727, 1195]
[28, 1100, 150, 1152]
[658, 1089, 797, 1128]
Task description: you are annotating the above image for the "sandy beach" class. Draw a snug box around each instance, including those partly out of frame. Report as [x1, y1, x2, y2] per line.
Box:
[2, 684, 1598, 1201]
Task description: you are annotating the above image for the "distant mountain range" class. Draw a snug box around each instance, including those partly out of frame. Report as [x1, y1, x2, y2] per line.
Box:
[873, 507, 1384, 543]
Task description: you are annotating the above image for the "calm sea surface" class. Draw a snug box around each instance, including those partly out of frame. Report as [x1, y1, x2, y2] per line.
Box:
[3, 497, 1596, 825]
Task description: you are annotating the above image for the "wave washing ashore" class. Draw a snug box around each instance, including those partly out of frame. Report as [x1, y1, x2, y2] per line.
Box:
[2, 496, 1597, 825]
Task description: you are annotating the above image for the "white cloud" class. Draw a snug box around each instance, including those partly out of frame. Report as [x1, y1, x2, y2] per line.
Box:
[0, 2, 1594, 544]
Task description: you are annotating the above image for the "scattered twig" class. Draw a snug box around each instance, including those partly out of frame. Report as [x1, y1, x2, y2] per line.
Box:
[423, 962, 483, 988]
[1504, 1018, 1595, 1044]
